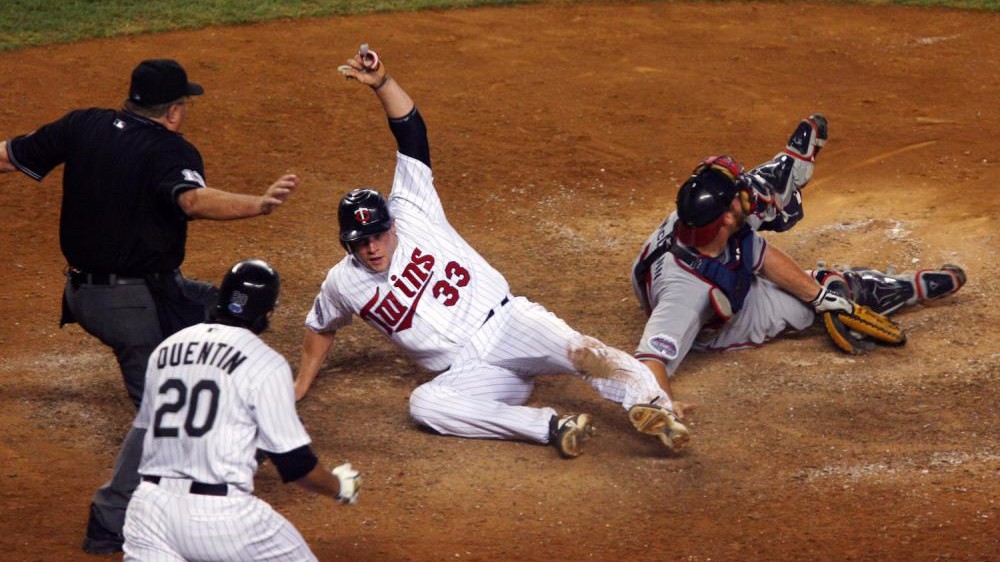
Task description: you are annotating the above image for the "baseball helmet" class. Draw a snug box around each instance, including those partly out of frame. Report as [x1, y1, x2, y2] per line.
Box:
[338, 189, 393, 252]
[675, 155, 745, 247]
[214, 259, 280, 334]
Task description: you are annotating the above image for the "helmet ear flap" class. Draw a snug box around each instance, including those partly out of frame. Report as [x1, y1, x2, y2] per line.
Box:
[249, 313, 269, 335]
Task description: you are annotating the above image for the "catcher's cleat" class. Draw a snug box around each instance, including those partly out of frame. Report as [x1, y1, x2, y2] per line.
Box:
[549, 413, 595, 459]
[627, 403, 690, 452]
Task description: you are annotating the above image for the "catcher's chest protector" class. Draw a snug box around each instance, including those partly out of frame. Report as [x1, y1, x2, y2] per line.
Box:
[669, 225, 757, 317]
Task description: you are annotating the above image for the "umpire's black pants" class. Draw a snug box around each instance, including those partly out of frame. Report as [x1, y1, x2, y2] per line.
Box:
[64, 275, 215, 538]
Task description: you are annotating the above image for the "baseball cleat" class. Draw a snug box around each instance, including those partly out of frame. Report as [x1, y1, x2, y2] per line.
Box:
[550, 413, 595, 459]
[627, 403, 690, 452]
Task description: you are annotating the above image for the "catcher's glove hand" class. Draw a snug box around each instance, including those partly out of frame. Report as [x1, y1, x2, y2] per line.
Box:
[822, 304, 906, 354]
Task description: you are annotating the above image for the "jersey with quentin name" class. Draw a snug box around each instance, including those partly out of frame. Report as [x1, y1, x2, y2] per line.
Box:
[306, 152, 510, 372]
[133, 323, 310, 493]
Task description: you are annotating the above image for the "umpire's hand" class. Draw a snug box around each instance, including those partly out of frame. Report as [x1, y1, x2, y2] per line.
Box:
[261, 174, 300, 215]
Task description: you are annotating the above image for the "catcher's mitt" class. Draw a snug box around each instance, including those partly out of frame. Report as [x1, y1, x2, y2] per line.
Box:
[822, 304, 906, 354]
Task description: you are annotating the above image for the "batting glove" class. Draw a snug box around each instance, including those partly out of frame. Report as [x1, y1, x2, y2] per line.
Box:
[332, 463, 362, 505]
[810, 286, 854, 315]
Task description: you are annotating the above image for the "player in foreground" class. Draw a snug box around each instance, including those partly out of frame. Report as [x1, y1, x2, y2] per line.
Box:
[631, 115, 965, 409]
[123, 259, 360, 561]
[294, 46, 687, 458]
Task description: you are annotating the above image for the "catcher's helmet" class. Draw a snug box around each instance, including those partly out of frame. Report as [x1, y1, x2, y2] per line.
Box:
[675, 155, 745, 247]
[338, 189, 393, 252]
[214, 259, 280, 334]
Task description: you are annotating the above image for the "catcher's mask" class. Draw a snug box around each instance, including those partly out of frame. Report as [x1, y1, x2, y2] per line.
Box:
[675, 155, 746, 247]
[338, 188, 393, 255]
[213, 259, 280, 334]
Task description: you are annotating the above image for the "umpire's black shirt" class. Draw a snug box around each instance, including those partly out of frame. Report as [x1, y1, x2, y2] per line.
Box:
[6, 108, 205, 275]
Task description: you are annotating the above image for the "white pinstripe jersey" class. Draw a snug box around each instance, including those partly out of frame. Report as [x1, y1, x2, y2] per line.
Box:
[306, 153, 510, 372]
[133, 323, 311, 493]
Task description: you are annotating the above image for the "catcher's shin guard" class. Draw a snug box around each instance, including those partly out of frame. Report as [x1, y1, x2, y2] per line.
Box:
[913, 264, 966, 303]
[839, 264, 966, 315]
[812, 269, 851, 298]
[784, 114, 828, 162]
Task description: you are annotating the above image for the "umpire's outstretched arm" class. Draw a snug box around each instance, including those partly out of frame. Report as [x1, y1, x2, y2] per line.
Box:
[0, 141, 17, 173]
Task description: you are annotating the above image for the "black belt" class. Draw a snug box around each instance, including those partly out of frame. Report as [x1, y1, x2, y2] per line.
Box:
[483, 296, 511, 325]
[66, 268, 173, 287]
[142, 475, 228, 496]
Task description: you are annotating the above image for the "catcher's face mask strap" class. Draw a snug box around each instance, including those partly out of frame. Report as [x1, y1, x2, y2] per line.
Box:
[738, 188, 752, 215]
[699, 155, 743, 184]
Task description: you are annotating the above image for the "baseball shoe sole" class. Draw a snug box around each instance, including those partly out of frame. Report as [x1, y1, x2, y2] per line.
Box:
[627, 404, 690, 452]
[552, 413, 595, 459]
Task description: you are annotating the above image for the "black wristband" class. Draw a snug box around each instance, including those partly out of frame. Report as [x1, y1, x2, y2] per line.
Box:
[372, 75, 391, 91]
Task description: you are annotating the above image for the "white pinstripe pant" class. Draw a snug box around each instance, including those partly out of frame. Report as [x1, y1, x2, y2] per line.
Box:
[409, 296, 666, 444]
[124, 480, 316, 561]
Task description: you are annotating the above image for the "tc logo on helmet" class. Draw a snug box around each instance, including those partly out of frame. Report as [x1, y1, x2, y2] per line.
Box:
[354, 208, 374, 224]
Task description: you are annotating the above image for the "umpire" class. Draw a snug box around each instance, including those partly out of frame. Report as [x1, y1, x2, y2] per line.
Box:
[0, 59, 300, 554]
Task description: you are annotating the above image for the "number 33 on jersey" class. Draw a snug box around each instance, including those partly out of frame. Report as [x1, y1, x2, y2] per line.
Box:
[361, 247, 471, 335]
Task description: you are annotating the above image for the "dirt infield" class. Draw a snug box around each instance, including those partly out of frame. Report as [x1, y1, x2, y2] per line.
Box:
[1, 2, 997, 561]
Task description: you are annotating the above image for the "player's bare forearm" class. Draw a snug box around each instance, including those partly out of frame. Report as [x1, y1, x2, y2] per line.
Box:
[0, 141, 16, 173]
[761, 244, 821, 302]
[373, 76, 414, 120]
[641, 358, 696, 420]
[179, 174, 299, 220]
[641, 358, 673, 399]
[294, 329, 336, 400]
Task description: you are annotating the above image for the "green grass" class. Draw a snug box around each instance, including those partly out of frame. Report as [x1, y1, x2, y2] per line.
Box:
[0, 0, 532, 52]
[1, 0, 996, 52]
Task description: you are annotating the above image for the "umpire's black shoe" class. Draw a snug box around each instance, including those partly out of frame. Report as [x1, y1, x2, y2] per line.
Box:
[82, 505, 124, 555]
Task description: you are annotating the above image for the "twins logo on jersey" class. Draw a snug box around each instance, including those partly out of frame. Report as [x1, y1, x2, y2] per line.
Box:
[361, 247, 470, 335]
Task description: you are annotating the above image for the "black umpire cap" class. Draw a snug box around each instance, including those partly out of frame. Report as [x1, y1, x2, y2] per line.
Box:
[128, 59, 204, 106]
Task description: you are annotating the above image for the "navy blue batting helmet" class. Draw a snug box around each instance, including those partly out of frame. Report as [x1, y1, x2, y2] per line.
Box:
[338, 189, 393, 252]
[214, 259, 280, 334]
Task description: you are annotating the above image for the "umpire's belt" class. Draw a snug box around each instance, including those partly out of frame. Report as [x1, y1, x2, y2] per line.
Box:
[142, 475, 228, 496]
[66, 268, 172, 287]
[483, 295, 511, 325]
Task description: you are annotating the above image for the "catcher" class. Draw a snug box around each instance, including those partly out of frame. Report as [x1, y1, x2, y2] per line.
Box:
[631, 115, 965, 414]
